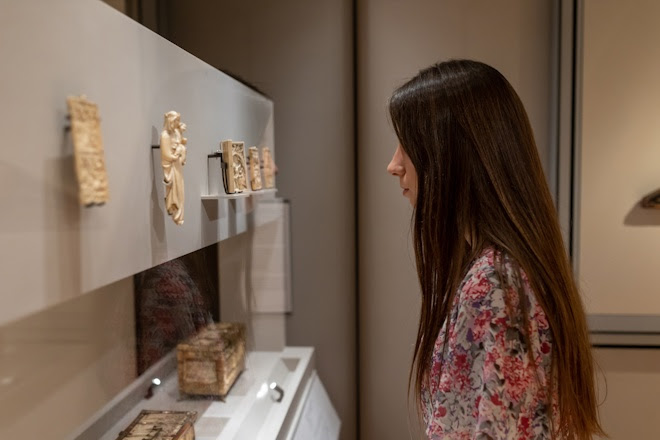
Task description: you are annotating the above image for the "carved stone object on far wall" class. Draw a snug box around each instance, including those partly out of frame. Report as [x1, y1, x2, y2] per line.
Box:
[261, 147, 275, 189]
[115, 410, 196, 440]
[66, 95, 110, 206]
[160, 111, 187, 225]
[641, 188, 660, 208]
[248, 146, 263, 191]
[221, 140, 248, 194]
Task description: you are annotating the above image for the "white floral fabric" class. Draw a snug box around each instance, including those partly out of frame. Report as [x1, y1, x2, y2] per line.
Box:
[422, 247, 558, 439]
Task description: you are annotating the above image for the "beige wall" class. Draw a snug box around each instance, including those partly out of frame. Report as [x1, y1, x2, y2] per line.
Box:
[357, 1, 555, 437]
[576, 2, 660, 438]
[578, 0, 660, 315]
[594, 348, 660, 439]
[165, 1, 357, 438]
[0, 278, 136, 439]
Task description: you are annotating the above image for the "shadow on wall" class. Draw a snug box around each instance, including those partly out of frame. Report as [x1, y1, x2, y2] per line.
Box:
[624, 190, 660, 226]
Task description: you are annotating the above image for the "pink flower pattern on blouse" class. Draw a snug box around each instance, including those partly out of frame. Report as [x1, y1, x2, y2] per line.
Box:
[422, 247, 558, 439]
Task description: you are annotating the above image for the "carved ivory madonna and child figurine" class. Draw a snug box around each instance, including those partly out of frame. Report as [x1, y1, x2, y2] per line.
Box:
[261, 147, 275, 189]
[66, 95, 110, 206]
[220, 140, 248, 194]
[160, 111, 187, 225]
[248, 146, 263, 191]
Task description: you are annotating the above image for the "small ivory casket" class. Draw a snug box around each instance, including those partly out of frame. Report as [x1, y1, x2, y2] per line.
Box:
[115, 410, 196, 440]
[177, 322, 246, 397]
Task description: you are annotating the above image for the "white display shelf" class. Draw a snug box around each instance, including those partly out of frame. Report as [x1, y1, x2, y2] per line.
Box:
[88, 347, 314, 440]
[201, 189, 277, 201]
[252, 188, 279, 196]
[201, 192, 251, 200]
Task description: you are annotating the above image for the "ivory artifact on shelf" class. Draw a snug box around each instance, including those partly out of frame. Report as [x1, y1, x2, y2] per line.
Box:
[177, 322, 246, 397]
[221, 140, 248, 194]
[66, 95, 110, 206]
[261, 147, 275, 189]
[115, 410, 196, 440]
[248, 146, 263, 191]
[160, 111, 187, 225]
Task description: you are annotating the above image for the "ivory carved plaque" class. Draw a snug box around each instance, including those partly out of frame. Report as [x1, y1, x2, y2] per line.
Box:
[248, 146, 263, 191]
[221, 140, 248, 194]
[160, 111, 187, 225]
[261, 147, 275, 189]
[66, 96, 110, 206]
[115, 410, 196, 440]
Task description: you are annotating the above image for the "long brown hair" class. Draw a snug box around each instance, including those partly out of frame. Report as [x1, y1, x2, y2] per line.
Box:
[389, 60, 604, 439]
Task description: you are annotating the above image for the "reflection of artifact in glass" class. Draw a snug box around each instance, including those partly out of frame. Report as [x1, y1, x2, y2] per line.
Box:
[115, 410, 196, 440]
[261, 147, 275, 189]
[135, 252, 216, 374]
[66, 95, 110, 206]
[177, 322, 246, 397]
[160, 111, 187, 225]
[248, 146, 263, 191]
[221, 140, 248, 193]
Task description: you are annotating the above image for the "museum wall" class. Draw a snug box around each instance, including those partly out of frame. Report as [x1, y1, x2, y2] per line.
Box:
[356, 1, 555, 438]
[0, 278, 136, 439]
[576, 1, 660, 438]
[163, 1, 357, 439]
[578, 0, 660, 316]
[592, 348, 660, 439]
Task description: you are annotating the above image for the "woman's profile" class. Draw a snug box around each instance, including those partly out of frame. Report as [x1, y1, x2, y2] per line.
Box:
[386, 60, 605, 439]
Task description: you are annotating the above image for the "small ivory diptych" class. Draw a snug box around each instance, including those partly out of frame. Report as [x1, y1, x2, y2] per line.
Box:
[261, 147, 275, 189]
[66, 95, 110, 206]
[160, 111, 187, 225]
[248, 146, 263, 191]
[221, 140, 248, 194]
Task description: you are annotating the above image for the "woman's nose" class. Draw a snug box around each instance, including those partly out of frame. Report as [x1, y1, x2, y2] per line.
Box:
[387, 154, 403, 176]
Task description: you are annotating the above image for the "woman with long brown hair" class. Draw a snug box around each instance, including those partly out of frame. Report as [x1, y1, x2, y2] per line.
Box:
[386, 60, 604, 439]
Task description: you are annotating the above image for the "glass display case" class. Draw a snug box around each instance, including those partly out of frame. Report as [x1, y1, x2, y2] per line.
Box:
[0, 1, 338, 439]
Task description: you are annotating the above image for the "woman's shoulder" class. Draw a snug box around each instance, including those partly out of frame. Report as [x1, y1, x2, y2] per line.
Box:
[458, 247, 498, 294]
[457, 246, 534, 310]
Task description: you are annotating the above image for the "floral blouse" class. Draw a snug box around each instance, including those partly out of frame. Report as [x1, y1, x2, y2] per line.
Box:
[422, 247, 558, 439]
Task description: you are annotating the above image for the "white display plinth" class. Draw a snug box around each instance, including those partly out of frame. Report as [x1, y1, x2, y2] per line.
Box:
[79, 347, 316, 440]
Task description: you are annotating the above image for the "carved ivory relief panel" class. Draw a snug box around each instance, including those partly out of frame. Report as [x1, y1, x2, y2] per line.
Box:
[248, 146, 263, 191]
[261, 147, 275, 189]
[221, 140, 248, 193]
[66, 95, 110, 206]
[160, 111, 187, 225]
